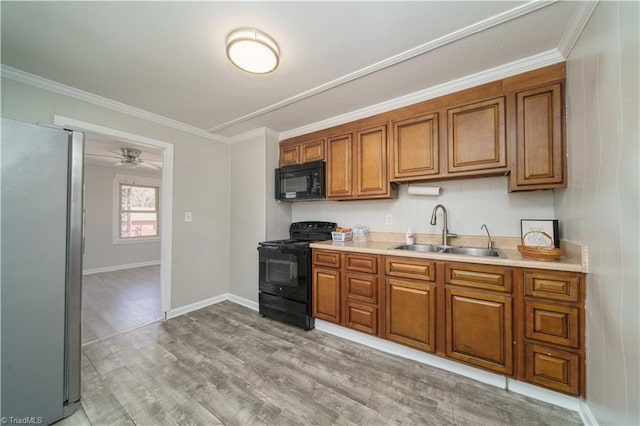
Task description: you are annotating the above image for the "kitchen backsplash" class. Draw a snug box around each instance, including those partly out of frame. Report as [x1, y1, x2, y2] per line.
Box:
[292, 176, 555, 237]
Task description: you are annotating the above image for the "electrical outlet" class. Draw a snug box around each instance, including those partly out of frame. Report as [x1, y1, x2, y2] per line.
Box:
[385, 214, 393, 225]
[184, 211, 192, 223]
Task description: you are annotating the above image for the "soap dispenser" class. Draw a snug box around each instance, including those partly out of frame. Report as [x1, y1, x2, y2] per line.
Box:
[405, 227, 415, 245]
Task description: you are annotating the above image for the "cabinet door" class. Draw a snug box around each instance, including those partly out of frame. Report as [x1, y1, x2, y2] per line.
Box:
[445, 287, 513, 374]
[354, 125, 389, 197]
[300, 138, 325, 163]
[312, 267, 341, 324]
[279, 144, 300, 167]
[391, 113, 439, 180]
[447, 97, 506, 173]
[513, 83, 564, 190]
[386, 278, 436, 352]
[326, 133, 353, 199]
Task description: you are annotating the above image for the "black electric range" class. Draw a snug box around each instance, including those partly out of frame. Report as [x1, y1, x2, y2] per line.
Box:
[257, 221, 336, 330]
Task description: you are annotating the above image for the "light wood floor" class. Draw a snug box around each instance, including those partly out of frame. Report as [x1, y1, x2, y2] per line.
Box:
[82, 265, 161, 343]
[59, 301, 582, 425]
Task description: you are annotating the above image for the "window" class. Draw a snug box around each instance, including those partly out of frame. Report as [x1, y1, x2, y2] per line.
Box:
[119, 184, 159, 239]
[113, 174, 160, 244]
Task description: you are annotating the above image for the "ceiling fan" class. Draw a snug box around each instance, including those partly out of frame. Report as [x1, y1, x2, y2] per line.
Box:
[87, 148, 162, 170]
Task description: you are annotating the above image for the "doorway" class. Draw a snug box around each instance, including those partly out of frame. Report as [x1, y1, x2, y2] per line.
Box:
[53, 115, 174, 342]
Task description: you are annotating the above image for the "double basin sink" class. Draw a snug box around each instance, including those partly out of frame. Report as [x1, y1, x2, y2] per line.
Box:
[391, 243, 505, 258]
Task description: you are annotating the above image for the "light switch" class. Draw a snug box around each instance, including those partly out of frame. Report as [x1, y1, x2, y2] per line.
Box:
[184, 211, 192, 223]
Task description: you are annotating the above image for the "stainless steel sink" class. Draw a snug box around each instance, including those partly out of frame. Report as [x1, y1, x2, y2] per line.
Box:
[391, 244, 505, 258]
[391, 244, 442, 253]
[440, 246, 505, 258]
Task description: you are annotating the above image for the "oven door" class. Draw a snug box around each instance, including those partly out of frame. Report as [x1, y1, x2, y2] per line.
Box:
[258, 246, 309, 303]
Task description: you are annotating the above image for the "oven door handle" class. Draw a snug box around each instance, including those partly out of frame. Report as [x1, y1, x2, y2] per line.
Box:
[258, 246, 308, 256]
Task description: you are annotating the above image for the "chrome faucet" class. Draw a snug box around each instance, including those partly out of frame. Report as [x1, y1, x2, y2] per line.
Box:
[430, 204, 457, 247]
[481, 224, 494, 250]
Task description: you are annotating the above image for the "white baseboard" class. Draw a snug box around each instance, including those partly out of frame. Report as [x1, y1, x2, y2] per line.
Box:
[164, 292, 257, 319]
[579, 401, 599, 426]
[83, 259, 160, 275]
[507, 379, 582, 411]
[165, 294, 228, 319]
[226, 294, 259, 311]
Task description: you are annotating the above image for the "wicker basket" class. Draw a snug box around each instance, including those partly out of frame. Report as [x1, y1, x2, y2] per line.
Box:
[518, 231, 563, 261]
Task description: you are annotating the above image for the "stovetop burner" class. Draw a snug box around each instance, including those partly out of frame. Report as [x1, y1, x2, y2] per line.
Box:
[259, 221, 336, 247]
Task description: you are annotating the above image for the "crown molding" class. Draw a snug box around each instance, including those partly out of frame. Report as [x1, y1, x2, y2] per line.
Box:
[226, 127, 280, 144]
[279, 49, 564, 140]
[557, 1, 599, 58]
[0, 64, 231, 144]
[207, 0, 557, 134]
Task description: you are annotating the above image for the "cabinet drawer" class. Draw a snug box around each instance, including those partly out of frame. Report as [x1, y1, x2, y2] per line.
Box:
[313, 250, 340, 268]
[385, 257, 436, 281]
[345, 272, 378, 304]
[445, 263, 512, 292]
[525, 301, 579, 348]
[524, 271, 580, 302]
[345, 253, 378, 273]
[344, 300, 378, 335]
[525, 344, 580, 396]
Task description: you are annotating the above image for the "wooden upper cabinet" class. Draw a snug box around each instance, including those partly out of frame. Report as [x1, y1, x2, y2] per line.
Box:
[279, 144, 300, 167]
[355, 125, 389, 197]
[511, 83, 564, 191]
[326, 133, 353, 199]
[279, 138, 325, 167]
[447, 97, 507, 173]
[300, 138, 325, 163]
[390, 113, 439, 181]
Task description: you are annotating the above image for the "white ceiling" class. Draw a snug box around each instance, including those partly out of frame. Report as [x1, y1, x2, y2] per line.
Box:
[1, 1, 585, 141]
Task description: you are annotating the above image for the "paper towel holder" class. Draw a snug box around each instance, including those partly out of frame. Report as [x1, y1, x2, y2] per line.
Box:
[407, 184, 441, 196]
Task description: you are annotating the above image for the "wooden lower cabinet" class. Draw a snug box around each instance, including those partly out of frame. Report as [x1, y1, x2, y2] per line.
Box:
[312, 267, 340, 324]
[311, 250, 586, 396]
[386, 278, 436, 352]
[445, 287, 513, 375]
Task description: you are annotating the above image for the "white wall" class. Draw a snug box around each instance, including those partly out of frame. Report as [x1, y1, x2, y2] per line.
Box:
[553, 2, 639, 425]
[1, 77, 231, 311]
[294, 176, 555, 237]
[83, 163, 161, 270]
[229, 132, 291, 304]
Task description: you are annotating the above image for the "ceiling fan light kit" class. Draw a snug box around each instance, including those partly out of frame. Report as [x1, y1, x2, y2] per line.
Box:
[226, 28, 279, 74]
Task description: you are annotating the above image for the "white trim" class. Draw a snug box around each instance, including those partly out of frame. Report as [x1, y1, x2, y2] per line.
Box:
[165, 294, 228, 320]
[208, 0, 557, 133]
[279, 49, 564, 140]
[83, 259, 160, 275]
[316, 319, 585, 413]
[557, 1, 599, 58]
[1, 64, 229, 144]
[226, 127, 279, 145]
[226, 294, 259, 311]
[507, 379, 582, 411]
[53, 115, 174, 315]
[165, 293, 258, 319]
[579, 401, 599, 426]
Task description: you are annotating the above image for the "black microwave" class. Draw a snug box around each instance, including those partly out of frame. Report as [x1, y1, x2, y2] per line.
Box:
[275, 161, 325, 201]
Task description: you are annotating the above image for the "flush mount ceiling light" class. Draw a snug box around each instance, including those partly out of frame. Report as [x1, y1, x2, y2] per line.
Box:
[226, 28, 280, 74]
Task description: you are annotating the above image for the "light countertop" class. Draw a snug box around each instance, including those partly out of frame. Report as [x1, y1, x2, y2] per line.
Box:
[310, 233, 587, 273]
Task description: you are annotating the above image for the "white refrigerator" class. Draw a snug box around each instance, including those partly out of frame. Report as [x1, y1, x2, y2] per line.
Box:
[1, 118, 83, 424]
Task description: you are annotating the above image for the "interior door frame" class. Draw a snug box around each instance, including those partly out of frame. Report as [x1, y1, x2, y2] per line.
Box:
[53, 115, 174, 315]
